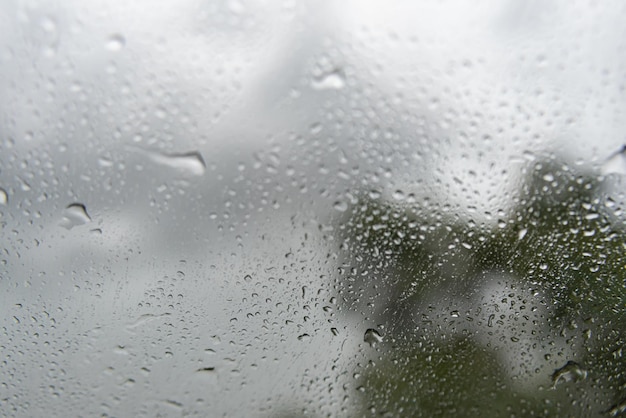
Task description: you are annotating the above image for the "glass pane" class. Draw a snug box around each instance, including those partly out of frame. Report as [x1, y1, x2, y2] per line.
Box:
[1, 1, 625, 416]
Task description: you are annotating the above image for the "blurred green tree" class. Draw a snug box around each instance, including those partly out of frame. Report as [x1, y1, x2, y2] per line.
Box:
[336, 157, 626, 417]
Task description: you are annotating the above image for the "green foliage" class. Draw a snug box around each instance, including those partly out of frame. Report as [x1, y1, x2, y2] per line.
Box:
[337, 158, 626, 416]
[361, 338, 559, 418]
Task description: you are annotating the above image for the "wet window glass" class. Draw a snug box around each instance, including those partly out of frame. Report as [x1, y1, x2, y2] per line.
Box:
[1, 1, 626, 416]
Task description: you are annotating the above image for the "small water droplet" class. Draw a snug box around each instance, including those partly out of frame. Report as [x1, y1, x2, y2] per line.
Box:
[298, 333, 311, 341]
[518, 228, 528, 240]
[368, 189, 381, 200]
[106, 34, 126, 51]
[310, 123, 323, 135]
[0, 188, 8, 205]
[59, 203, 91, 230]
[312, 70, 345, 90]
[363, 328, 382, 347]
[392, 190, 405, 201]
[18, 177, 31, 191]
[121, 378, 135, 388]
[551, 360, 587, 388]
[333, 201, 348, 212]
[98, 156, 114, 167]
[164, 399, 183, 409]
[113, 345, 129, 355]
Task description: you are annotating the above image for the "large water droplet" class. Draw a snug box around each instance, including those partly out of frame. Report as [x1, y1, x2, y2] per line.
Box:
[106, 34, 126, 51]
[126, 313, 171, 330]
[227, 0, 245, 14]
[602, 145, 626, 176]
[608, 398, 626, 417]
[363, 328, 383, 347]
[312, 70, 346, 90]
[40, 16, 57, 33]
[59, 203, 91, 230]
[98, 156, 114, 167]
[147, 150, 206, 176]
[0, 188, 7, 205]
[551, 360, 587, 388]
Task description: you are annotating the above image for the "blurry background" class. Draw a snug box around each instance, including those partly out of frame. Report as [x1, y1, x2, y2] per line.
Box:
[1, 0, 626, 416]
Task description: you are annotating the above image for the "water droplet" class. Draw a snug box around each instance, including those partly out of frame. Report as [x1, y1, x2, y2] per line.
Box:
[98, 156, 114, 167]
[0, 188, 7, 205]
[114, 345, 129, 355]
[392, 190, 405, 201]
[41, 16, 57, 33]
[18, 177, 31, 191]
[333, 201, 348, 212]
[298, 333, 311, 341]
[608, 398, 626, 417]
[363, 328, 382, 347]
[164, 399, 183, 409]
[310, 123, 323, 135]
[312, 70, 345, 90]
[59, 203, 91, 230]
[121, 378, 135, 388]
[106, 34, 126, 51]
[227, 0, 245, 14]
[602, 145, 626, 176]
[368, 189, 381, 200]
[551, 360, 587, 388]
[518, 228, 528, 240]
[146, 150, 206, 176]
[126, 313, 171, 330]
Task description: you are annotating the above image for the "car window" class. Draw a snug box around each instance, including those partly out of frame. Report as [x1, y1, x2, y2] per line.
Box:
[1, 1, 626, 417]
